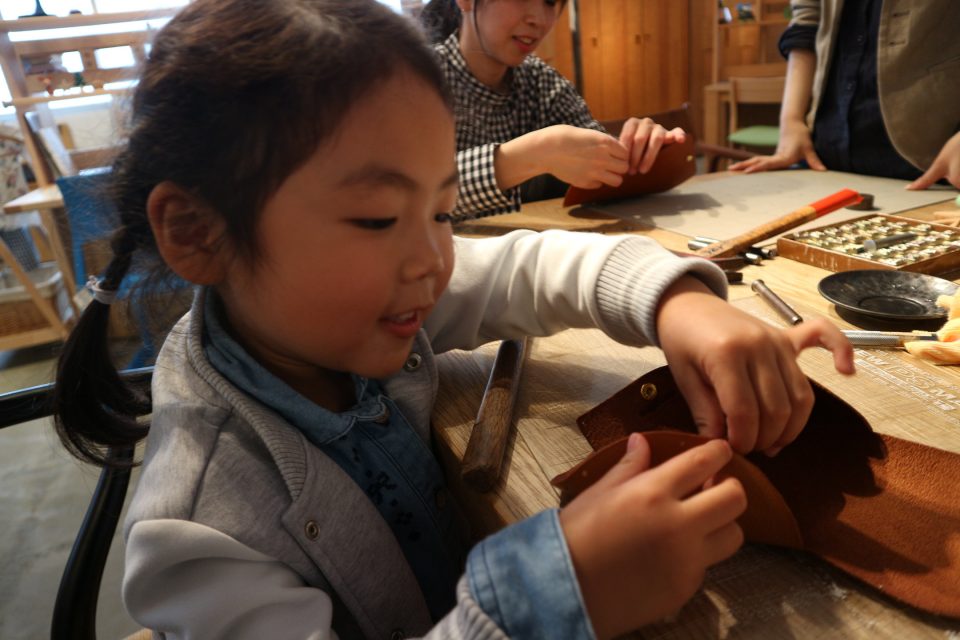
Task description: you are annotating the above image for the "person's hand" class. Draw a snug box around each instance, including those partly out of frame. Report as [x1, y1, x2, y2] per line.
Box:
[655, 277, 855, 455]
[907, 131, 960, 190]
[729, 118, 826, 173]
[522, 124, 630, 189]
[617, 117, 686, 175]
[560, 434, 746, 639]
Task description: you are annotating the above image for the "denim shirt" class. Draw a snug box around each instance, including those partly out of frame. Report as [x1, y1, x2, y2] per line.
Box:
[779, 0, 921, 180]
[201, 293, 461, 620]
[202, 291, 594, 636]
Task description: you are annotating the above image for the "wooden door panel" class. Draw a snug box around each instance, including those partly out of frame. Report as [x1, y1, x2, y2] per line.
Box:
[579, 0, 690, 122]
[577, 0, 604, 115]
[598, 0, 627, 121]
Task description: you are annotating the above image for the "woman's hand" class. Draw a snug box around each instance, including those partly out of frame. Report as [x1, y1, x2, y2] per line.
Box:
[908, 131, 960, 190]
[560, 434, 746, 639]
[655, 277, 855, 455]
[497, 125, 630, 191]
[729, 118, 826, 173]
[617, 117, 686, 175]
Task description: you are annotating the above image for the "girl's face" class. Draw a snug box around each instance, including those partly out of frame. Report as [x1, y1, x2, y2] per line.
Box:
[459, 0, 562, 75]
[216, 68, 457, 390]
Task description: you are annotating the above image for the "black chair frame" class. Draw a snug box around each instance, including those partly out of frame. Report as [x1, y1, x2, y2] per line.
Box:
[0, 367, 152, 640]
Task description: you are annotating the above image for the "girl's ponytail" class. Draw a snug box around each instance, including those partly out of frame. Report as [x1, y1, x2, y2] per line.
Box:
[52, 230, 150, 468]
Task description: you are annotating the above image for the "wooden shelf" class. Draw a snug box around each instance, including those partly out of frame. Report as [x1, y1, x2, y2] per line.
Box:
[3, 86, 131, 108]
[0, 9, 176, 32]
[0, 9, 171, 352]
[713, 1, 790, 82]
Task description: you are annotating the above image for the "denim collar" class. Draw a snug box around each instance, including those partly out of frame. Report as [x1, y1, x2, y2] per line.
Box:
[201, 289, 386, 444]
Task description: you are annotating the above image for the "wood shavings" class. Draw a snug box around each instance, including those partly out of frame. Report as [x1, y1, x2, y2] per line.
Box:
[905, 291, 960, 364]
[932, 210, 960, 227]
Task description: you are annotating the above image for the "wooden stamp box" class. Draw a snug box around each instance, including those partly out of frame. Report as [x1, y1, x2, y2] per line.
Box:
[776, 214, 960, 275]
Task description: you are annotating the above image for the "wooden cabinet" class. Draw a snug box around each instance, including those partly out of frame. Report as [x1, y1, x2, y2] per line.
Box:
[577, 0, 689, 122]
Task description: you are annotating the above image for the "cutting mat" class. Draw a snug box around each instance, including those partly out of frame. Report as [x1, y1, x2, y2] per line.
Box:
[589, 170, 955, 243]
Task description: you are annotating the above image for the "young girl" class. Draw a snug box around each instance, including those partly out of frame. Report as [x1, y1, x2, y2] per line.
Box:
[420, 0, 689, 218]
[52, 1, 854, 638]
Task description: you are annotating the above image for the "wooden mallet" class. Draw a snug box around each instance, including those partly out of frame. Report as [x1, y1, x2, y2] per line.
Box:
[696, 188, 862, 259]
[461, 337, 529, 492]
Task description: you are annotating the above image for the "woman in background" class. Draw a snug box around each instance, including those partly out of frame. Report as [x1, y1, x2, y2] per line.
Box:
[422, 0, 687, 218]
[730, 0, 960, 190]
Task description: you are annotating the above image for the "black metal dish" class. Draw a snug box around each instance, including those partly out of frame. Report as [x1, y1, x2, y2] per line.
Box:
[818, 270, 958, 321]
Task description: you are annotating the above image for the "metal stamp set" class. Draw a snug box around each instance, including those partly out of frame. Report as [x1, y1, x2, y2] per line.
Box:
[777, 214, 960, 275]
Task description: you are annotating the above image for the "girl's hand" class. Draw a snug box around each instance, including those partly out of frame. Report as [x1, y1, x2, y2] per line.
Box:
[617, 117, 687, 175]
[729, 118, 826, 173]
[907, 131, 960, 190]
[655, 277, 855, 455]
[560, 434, 746, 639]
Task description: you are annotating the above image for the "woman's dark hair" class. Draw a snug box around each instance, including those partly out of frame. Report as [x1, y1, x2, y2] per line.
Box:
[53, 0, 450, 467]
[421, 0, 462, 43]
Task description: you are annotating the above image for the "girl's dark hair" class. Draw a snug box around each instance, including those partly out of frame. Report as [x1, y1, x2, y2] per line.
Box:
[53, 0, 450, 467]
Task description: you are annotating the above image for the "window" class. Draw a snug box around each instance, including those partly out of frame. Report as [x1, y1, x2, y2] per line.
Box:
[0, 1, 188, 114]
[1, 1, 422, 116]
[0, 1, 187, 21]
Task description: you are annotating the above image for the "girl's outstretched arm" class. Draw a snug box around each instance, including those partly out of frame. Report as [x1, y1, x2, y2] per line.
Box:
[655, 276, 855, 455]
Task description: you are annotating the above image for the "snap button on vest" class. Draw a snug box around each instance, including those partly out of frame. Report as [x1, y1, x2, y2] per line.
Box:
[403, 353, 422, 372]
[640, 383, 657, 400]
[304, 520, 320, 540]
[390, 629, 405, 640]
[373, 405, 391, 425]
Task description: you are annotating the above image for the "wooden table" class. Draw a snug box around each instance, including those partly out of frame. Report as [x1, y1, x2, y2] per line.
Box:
[2, 184, 63, 214]
[432, 179, 960, 638]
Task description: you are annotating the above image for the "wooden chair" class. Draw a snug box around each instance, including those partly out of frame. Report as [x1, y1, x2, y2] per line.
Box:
[601, 102, 756, 173]
[727, 75, 786, 151]
[0, 368, 152, 640]
[56, 170, 190, 368]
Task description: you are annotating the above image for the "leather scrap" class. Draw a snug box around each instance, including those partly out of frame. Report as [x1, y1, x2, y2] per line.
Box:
[562, 136, 697, 207]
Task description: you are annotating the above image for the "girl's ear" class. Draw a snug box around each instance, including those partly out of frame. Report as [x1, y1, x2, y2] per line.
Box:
[455, 0, 473, 13]
[147, 181, 231, 285]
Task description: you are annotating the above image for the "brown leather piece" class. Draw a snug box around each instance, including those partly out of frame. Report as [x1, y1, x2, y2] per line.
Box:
[551, 431, 804, 549]
[551, 366, 960, 618]
[561, 135, 697, 207]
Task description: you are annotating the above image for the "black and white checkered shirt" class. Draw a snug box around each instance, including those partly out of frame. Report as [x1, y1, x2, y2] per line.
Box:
[435, 33, 605, 218]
